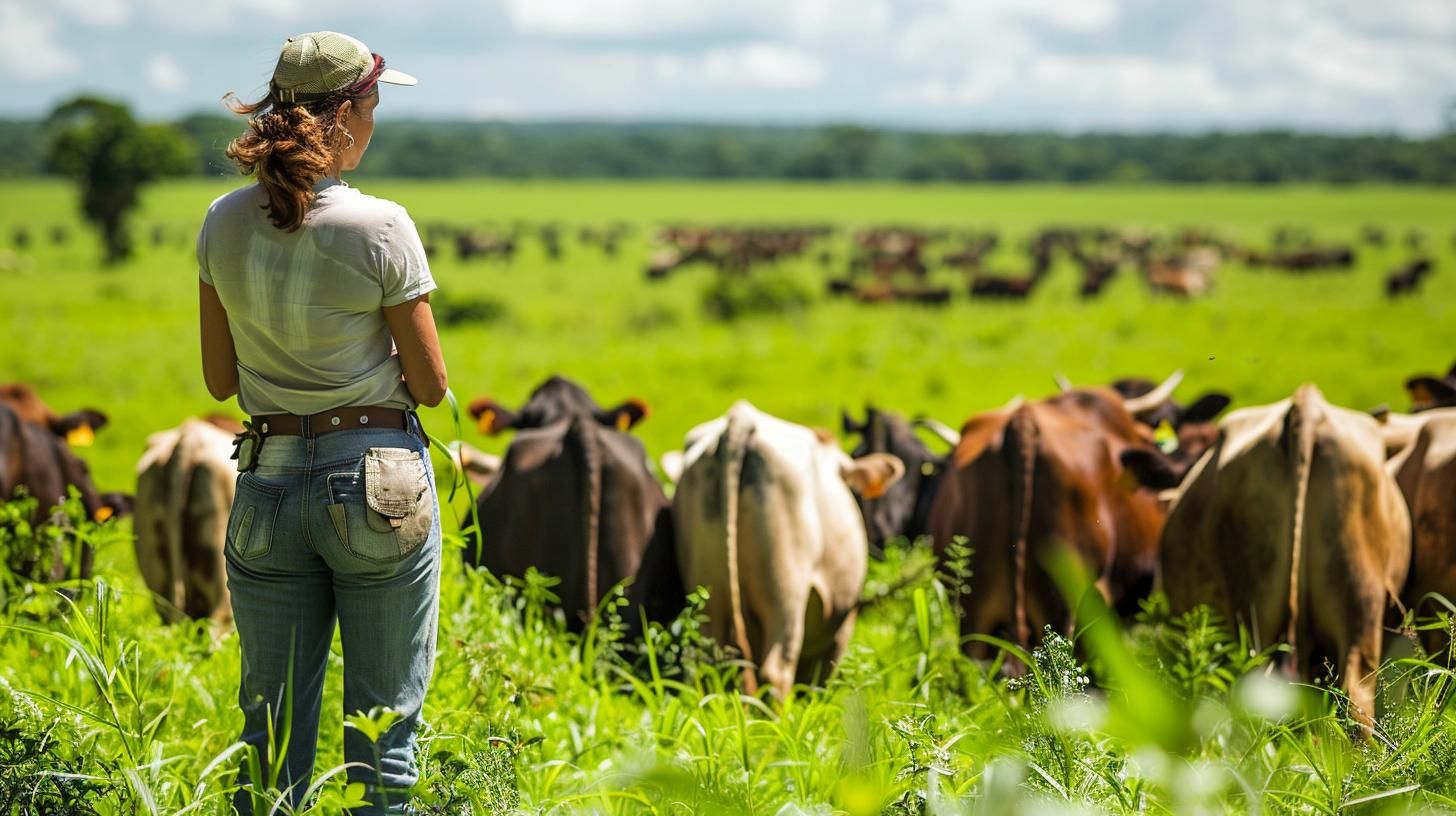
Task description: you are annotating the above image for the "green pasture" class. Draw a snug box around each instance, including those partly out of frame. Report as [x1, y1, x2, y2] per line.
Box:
[3, 179, 1456, 814]
[2, 179, 1453, 497]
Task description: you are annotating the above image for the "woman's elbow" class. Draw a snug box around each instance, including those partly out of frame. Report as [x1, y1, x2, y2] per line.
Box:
[411, 373, 447, 408]
[206, 380, 238, 401]
[204, 370, 239, 401]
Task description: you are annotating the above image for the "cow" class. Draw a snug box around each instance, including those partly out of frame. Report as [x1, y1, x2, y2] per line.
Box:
[1388, 409, 1456, 656]
[464, 376, 676, 628]
[841, 406, 958, 555]
[1406, 361, 1456, 413]
[1385, 258, 1434, 298]
[0, 382, 109, 447]
[1128, 384, 1410, 725]
[133, 417, 240, 625]
[928, 378, 1180, 656]
[671, 401, 904, 697]
[0, 402, 106, 582]
[1110, 374, 1232, 486]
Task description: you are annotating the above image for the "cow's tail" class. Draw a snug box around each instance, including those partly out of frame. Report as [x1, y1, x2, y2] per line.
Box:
[1009, 407, 1037, 652]
[572, 415, 604, 621]
[1284, 385, 1319, 673]
[722, 405, 757, 693]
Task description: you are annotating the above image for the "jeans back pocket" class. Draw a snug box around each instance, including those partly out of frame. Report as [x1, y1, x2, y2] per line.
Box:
[328, 447, 434, 563]
[227, 474, 285, 561]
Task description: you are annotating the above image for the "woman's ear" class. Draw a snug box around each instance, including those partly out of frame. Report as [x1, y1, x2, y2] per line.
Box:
[336, 99, 353, 125]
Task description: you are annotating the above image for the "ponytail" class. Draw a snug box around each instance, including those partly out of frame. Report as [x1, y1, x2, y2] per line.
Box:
[222, 92, 352, 232]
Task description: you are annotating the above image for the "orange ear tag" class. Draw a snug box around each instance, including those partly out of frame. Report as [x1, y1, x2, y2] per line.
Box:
[862, 479, 888, 500]
[477, 410, 496, 435]
[616, 413, 631, 432]
[95, 505, 114, 522]
[66, 424, 95, 447]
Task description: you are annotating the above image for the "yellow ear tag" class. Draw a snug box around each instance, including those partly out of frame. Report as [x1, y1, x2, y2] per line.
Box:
[477, 410, 496, 435]
[1154, 420, 1178, 453]
[616, 413, 631, 432]
[95, 505, 114, 522]
[66, 424, 95, 447]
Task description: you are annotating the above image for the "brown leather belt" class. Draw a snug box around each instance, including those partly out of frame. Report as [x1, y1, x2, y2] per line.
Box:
[252, 406, 423, 442]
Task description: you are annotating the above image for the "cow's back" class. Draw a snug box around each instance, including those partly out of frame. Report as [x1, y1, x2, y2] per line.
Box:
[472, 417, 667, 625]
[134, 420, 237, 623]
[1391, 411, 1456, 650]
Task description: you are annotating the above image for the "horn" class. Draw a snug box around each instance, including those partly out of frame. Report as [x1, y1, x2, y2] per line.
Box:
[912, 417, 961, 448]
[1123, 370, 1184, 417]
[1053, 372, 1072, 393]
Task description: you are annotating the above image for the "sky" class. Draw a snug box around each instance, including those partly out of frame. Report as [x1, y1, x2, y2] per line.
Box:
[2, 0, 1454, 133]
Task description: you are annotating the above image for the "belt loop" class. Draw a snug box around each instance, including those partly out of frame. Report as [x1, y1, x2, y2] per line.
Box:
[300, 413, 312, 438]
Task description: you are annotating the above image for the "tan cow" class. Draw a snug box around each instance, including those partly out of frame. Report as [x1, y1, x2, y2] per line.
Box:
[671, 401, 903, 698]
[1144, 384, 1410, 724]
[1388, 408, 1456, 655]
[134, 417, 240, 625]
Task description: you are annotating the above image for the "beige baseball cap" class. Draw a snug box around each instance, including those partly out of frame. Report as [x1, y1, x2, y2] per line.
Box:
[271, 31, 416, 105]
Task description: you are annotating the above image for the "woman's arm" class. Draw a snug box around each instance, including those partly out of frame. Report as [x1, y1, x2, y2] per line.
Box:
[385, 293, 448, 407]
[199, 281, 239, 401]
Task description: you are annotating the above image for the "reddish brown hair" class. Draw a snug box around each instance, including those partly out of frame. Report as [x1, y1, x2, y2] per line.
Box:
[222, 87, 373, 231]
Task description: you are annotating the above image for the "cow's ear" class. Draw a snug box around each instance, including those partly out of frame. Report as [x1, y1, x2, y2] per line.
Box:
[468, 397, 517, 435]
[600, 398, 649, 432]
[1180, 392, 1231, 425]
[1120, 448, 1183, 491]
[1407, 376, 1456, 410]
[51, 410, 107, 446]
[841, 409, 864, 436]
[841, 453, 905, 499]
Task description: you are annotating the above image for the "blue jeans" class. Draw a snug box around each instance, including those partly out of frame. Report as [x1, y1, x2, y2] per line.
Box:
[225, 416, 441, 815]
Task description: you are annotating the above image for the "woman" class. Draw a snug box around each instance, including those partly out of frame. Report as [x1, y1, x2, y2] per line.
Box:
[198, 31, 447, 815]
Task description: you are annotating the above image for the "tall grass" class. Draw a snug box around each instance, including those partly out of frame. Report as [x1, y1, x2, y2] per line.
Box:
[3, 498, 1455, 814]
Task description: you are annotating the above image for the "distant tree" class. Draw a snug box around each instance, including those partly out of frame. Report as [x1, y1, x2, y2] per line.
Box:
[45, 96, 196, 264]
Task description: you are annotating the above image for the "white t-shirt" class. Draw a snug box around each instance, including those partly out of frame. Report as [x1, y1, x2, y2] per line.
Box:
[198, 178, 437, 416]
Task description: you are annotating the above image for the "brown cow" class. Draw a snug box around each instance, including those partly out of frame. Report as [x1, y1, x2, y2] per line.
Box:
[133, 417, 241, 625]
[928, 380, 1176, 656]
[0, 382, 109, 447]
[0, 402, 105, 581]
[671, 401, 904, 698]
[1388, 408, 1456, 656]
[1134, 385, 1410, 724]
[465, 376, 677, 628]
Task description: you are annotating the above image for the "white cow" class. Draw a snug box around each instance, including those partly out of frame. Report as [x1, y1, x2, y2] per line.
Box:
[134, 417, 239, 625]
[671, 401, 903, 698]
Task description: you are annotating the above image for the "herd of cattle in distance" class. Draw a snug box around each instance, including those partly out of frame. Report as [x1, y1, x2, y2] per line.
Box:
[4, 220, 1443, 304]
[5, 358, 1456, 720]
[644, 222, 1444, 305]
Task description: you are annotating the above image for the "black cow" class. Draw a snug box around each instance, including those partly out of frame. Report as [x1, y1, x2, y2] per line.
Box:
[842, 406, 957, 556]
[1386, 258, 1434, 298]
[465, 376, 678, 628]
[1407, 361, 1456, 413]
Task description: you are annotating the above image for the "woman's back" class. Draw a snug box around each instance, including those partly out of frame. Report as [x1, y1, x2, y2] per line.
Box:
[199, 177, 434, 416]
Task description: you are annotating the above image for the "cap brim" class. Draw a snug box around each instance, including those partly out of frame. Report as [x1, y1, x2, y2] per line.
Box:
[379, 67, 417, 86]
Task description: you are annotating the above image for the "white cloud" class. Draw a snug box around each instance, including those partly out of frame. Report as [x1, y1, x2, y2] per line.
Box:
[146, 53, 186, 92]
[0, 1, 81, 80]
[702, 43, 824, 89]
[53, 0, 130, 28]
[505, 0, 724, 39]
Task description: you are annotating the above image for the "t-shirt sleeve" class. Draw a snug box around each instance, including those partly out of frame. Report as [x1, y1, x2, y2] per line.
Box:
[379, 209, 437, 307]
[196, 215, 213, 286]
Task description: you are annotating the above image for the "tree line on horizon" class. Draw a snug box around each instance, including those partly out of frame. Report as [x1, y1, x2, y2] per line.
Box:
[3, 106, 1455, 185]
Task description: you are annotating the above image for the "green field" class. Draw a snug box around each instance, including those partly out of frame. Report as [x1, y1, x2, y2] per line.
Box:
[2, 179, 1456, 814]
